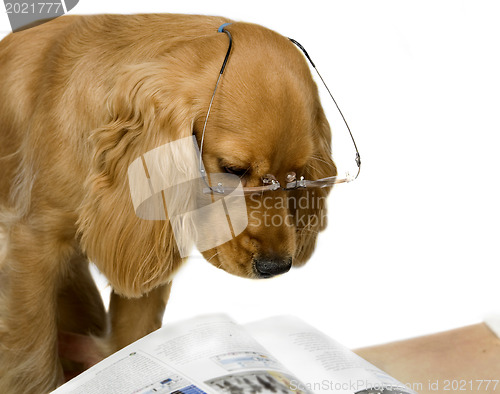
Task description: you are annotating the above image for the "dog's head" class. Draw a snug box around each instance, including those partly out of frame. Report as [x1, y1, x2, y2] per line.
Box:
[80, 20, 337, 296]
[190, 23, 337, 279]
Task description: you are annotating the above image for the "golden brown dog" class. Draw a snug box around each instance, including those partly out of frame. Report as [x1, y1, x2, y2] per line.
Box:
[0, 14, 336, 392]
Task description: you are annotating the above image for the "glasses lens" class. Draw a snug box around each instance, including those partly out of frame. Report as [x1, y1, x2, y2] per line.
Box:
[202, 172, 244, 196]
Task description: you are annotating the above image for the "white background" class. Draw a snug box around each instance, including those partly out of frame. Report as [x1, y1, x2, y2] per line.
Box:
[1, 1, 499, 348]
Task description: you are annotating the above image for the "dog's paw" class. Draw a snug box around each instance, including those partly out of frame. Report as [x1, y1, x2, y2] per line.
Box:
[58, 331, 107, 379]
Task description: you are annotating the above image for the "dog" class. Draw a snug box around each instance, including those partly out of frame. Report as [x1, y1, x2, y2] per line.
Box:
[0, 14, 336, 392]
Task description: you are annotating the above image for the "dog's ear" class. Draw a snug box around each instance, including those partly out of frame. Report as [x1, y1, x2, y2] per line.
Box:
[77, 61, 200, 297]
[291, 103, 337, 266]
[84, 32, 229, 187]
[77, 33, 231, 296]
[90, 62, 199, 184]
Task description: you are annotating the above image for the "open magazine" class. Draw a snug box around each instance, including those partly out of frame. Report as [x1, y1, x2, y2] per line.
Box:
[53, 314, 417, 394]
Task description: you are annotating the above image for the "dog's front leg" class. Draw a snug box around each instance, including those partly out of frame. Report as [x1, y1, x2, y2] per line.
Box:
[105, 282, 172, 353]
[0, 222, 71, 393]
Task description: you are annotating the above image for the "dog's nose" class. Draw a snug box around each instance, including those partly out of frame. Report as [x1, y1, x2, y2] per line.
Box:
[253, 256, 292, 278]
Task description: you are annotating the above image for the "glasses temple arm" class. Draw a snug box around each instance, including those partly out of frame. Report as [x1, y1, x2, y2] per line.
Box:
[199, 27, 233, 178]
[289, 38, 361, 179]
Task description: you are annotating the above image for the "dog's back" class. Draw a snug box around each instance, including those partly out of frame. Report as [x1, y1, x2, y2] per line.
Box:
[0, 16, 73, 202]
[0, 14, 227, 207]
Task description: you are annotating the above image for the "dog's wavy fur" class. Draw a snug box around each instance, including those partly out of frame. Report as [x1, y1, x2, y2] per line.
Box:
[0, 14, 336, 392]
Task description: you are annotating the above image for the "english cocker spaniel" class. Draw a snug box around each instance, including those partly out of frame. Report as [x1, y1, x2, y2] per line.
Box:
[0, 14, 337, 392]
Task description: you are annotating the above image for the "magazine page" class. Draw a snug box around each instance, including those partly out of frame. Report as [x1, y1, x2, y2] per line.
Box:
[53, 314, 311, 394]
[245, 316, 419, 394]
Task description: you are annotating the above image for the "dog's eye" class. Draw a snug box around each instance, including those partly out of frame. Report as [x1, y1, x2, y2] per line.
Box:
[223, 166, 248, 178]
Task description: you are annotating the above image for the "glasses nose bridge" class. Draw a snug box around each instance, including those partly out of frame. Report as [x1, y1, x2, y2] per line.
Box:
[261, 173, 281, 191]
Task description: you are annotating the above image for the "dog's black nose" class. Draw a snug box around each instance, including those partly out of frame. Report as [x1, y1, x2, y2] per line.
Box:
[254, 256, 292, 278]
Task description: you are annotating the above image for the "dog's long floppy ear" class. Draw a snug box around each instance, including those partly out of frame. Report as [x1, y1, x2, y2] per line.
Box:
[290, 102, 337, 266]
[77, 59, 204, 298]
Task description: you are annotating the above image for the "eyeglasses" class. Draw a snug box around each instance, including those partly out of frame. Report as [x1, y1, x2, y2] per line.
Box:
[199, 24, 361, 196]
